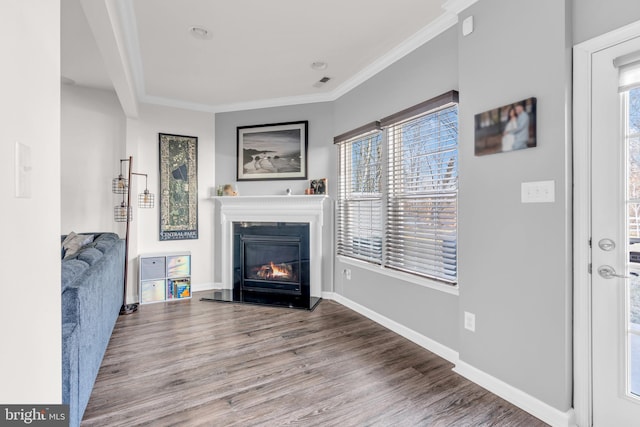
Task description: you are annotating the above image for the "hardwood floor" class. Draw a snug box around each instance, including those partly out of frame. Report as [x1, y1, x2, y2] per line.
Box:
[82, 293, 548, 426]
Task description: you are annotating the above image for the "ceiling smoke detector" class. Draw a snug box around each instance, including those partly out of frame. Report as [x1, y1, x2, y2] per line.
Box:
[189, 26, 212, 40]
[313, 76, 331, 88]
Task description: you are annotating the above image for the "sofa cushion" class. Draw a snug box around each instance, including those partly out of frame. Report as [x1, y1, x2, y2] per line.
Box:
[76, 248, 103, 266]
[61, 259, 89, 291]
[92, 234, 119, 253]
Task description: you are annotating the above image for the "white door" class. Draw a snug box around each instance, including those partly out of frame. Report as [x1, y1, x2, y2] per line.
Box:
[592, 34, 640, 426]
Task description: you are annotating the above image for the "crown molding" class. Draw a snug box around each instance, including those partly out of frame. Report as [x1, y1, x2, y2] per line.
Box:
[140, 91, 335, 114]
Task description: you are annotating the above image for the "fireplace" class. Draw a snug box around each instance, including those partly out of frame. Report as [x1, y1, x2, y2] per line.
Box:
[201, 195, 327, 310]
[234, 222, 310, 298]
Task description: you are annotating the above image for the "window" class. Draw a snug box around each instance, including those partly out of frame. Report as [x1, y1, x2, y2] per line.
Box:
[336, 126, 384, 264]
[335, 91, 459, 284]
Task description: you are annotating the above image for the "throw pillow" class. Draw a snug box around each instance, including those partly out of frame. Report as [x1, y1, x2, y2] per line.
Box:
[61, 232, 78, 259]
[63, 233, 95, 259]
[61, 232, 77, 247]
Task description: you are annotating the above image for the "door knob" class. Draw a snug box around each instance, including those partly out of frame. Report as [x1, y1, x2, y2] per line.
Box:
[597, 265, 633, 279]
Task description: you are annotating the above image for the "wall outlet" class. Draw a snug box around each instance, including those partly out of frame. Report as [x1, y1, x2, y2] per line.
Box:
[343, 268, 351, 280]
[464, 311, 476, 332]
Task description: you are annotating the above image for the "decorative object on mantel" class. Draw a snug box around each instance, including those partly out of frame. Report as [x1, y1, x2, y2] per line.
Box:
[159, 133, 198, 241]
[309, 178, 327, 195]
[111, 156, 155, 315]
[237, 121, 308, 181]
[222, 184, 238, 196]
[474, 97, 537, 156]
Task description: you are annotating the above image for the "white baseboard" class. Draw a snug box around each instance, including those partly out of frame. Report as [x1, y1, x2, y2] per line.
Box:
[322, 292, 459, 364]
[453, 361, 577, 427]
[192, 282, 217, 292]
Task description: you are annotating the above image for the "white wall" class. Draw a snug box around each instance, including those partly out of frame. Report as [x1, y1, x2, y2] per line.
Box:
[0, 0, 61, 403]
[61, 84, 126, 235]
[124, 104, 215, 302]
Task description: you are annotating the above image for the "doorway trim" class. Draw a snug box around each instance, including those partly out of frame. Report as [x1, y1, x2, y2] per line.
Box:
[573, 19, 640, 427]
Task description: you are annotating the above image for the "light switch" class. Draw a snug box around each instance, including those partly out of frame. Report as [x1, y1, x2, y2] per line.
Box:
[521, 180, 555, 203]
[15, 142, 32, 198]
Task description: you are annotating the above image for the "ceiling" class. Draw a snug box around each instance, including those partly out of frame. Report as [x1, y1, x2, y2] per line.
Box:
[61, 0, 467, 116]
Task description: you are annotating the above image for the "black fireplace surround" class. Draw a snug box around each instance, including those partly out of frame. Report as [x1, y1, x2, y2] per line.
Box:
[202, 222, 321, 310]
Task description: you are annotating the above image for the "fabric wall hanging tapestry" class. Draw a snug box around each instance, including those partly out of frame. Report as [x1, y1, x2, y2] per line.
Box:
[159, 133, 198, 240]
[237, 121, 308, 181]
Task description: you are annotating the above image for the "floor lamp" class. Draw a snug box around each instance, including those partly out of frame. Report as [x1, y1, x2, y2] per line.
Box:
[112, 156, 154, 315]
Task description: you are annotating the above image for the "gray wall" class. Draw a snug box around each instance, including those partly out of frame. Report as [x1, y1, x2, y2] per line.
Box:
[333, 28, 461, 352]
[215, 102, 334, 197]
[573, 0, 640, 44]
[458, 0, 572, 410]
[214, 102, 334, 287]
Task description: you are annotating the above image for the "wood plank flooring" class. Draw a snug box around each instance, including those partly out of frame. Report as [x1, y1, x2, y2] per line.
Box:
[82, 293, 548, 426]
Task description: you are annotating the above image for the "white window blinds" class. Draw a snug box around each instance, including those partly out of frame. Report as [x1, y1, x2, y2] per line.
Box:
[385, 105, 458, 283]
[336, 128, 384, 264]
[335, 91, 458, 284]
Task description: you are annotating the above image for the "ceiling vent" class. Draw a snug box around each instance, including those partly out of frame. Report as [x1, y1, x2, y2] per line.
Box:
[313, 76, 331, 88]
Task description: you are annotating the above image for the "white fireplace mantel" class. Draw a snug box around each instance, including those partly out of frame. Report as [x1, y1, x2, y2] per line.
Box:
[213, 195, 328, 297]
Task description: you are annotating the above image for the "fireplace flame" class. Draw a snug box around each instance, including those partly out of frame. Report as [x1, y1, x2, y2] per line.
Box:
[256, 261, 293, 280]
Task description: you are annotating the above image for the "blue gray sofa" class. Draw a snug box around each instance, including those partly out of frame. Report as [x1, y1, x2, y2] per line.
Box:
[61, 233, 124, 427]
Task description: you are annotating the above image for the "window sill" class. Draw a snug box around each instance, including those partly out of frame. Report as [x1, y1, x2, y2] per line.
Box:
[336, 256, 459, 296]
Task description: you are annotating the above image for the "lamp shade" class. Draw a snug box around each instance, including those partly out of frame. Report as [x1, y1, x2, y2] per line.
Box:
[138, 190, 155, 208]
[112, 176, 128, 194]
[114, 203, 132, 222]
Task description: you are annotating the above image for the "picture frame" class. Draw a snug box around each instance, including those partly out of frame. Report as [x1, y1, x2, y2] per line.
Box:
[310, 178, 327, 195]
[237, 121, 308, 181]
[474, 97, 537, 156]
[159, 133, 198, 241]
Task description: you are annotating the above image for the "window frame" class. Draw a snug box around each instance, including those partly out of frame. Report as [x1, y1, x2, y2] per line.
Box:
[335, 90, 459, 291]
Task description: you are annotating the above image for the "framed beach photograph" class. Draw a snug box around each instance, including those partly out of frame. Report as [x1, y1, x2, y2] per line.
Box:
[474, 97, 537, 156]
[237, 121, 308, 181]
[159, 133, 198, 241]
